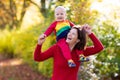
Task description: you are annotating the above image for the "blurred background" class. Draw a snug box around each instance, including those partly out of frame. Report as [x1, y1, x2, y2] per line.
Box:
[0, 0, 120, 80]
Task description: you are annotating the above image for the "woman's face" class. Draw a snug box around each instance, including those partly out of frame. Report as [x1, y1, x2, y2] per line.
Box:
[66, 28, 79, 45]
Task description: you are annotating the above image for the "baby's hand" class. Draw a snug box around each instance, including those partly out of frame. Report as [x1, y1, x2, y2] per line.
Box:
[38, 34, 46, 45]
[39, 34, 46, 39]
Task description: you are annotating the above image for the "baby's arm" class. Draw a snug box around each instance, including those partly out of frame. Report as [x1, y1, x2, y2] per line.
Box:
[44, 21, 57, 37]
[39, 21, 56, 40]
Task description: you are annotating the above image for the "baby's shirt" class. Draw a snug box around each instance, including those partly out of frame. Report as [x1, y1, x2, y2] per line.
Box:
[44, 20, 74, 41]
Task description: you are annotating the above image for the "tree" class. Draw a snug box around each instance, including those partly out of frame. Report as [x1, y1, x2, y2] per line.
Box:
[67, 0, 98, 25]
[0, 0, 30, 29]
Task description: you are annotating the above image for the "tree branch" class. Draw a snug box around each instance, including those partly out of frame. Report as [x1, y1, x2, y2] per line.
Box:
[27, 0, 40, 9]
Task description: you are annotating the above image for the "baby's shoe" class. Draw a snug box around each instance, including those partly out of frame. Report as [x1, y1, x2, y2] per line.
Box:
[68, 59, 76, 67]
[79, 55, 89, 62]
[68, 62, 76, 67]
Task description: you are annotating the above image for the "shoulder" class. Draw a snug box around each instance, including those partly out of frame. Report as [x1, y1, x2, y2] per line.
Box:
[65, 20, 70, 22]
[65, 20, 72, 23]
[48, 21, 57, 28]
[49, 21, 58, 27]
[50, 44, 60, 49]
[75, 49, 84, 54]
[51, 21, 57, 24]
[66, 20, 74, 26]
[50, 44, 62, 53]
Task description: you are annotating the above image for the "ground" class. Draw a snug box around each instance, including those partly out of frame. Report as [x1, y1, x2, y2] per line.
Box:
[0, 55, 50, 80]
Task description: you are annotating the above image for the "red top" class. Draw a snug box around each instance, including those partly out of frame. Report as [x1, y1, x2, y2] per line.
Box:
[34, 33, 104, 80]
[44, 20, 74, 37]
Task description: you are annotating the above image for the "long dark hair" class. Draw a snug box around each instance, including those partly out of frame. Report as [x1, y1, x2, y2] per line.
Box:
[72, 27, 87, 50]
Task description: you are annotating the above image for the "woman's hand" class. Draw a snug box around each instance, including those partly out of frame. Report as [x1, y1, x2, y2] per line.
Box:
[83, 24, 92, 35]
[38, 34, 46, 45]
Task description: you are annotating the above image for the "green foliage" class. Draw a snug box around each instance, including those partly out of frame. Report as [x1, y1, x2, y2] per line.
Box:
[68, 0, 98, 25]
[93, 21, 120, 78]
[38, 58, 53, 77]
[1, 0, 120, 79]
[0, 0, 31, 29]
[13, 23, 55, 77]
[0, 21, 55, 77]
[0, 29, 14, 58]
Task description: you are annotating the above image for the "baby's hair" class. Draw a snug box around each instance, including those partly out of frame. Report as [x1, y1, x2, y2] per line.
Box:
[55, 6, 66, 13]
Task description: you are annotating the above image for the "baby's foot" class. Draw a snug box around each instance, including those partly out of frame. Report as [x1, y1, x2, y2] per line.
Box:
[68, 59, 76, 67]
[79, 55, 89, 62]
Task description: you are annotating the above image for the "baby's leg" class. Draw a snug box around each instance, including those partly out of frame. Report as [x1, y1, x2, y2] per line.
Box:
[57, 38, 76, 67]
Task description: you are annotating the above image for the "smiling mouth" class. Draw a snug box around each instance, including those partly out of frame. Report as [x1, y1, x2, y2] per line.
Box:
[58, 17, 63, 19]
[67, 37, 72, 40]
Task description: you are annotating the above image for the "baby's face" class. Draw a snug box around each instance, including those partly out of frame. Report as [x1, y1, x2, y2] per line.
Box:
[55, 9, 66, 21]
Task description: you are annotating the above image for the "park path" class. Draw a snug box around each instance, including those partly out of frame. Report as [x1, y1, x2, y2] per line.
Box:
[0, 55, 50, 80]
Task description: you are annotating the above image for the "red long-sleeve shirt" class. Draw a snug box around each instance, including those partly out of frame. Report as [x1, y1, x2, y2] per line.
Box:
[44, 20, 74, 37]
[34, 33, 104, 80]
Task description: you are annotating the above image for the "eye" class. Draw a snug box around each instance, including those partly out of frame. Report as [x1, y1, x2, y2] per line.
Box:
[61, 13, 63, 15]
[56, 13, 59, 15]
[72, 33, 76, 35]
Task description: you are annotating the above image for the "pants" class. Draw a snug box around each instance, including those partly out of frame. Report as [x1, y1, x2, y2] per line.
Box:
[57, 38, 72, 61]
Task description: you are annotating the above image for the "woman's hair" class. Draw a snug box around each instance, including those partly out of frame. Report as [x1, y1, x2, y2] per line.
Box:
[72, 26, 87, 50]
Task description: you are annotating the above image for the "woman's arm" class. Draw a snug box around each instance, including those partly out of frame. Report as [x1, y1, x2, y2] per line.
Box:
[34, 35, 55, 62]
[34, 44, 55, 61]
[83, 33, 104, 56]
[83, 24, 104, 56]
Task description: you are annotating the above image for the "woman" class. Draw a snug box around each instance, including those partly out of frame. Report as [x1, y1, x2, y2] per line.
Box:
[34, 25, 104, 80]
